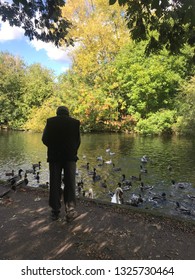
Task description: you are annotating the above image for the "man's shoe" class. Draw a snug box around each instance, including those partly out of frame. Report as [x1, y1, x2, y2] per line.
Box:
[66, 209, 78, 223]
[51, 211, 60, 221]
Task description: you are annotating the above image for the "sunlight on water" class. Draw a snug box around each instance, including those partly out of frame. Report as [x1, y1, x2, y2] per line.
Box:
[0, 130, 195, 221]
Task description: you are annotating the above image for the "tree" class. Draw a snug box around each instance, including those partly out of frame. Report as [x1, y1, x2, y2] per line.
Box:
[109, 0, 195, 54]
[174, 76, 195, 135]
[0, 0, 72, 46]
[62, 0, 129, 81]
[23, 63, 54, 108]
[0, 52, 26, 127]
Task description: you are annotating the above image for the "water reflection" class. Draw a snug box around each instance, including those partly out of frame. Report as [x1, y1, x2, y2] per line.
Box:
[0, 131, 195, 220]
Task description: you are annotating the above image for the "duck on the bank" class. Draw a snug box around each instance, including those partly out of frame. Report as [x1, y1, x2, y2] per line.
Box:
[7, 169, 23, 183]
[175, 202, 191, 215]
[11, 175, 28, 191]
[39, 182, 49, 189]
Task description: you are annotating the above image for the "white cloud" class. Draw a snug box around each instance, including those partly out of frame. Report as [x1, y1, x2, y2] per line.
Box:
[0, 21, 24, 41]
[28, 39, 73, 63]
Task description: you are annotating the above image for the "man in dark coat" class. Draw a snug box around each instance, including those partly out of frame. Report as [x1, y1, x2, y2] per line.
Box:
[42, 106, 81, 221]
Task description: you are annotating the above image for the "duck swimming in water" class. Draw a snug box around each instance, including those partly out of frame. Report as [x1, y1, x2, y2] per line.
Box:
[127, 193, 143, 207]
[171, 180, 191, 189]
[141, 155, 148, 163]
[112, 163, 121, 172]
[5, 170, 14, 177]
[92, 169, 101, 182]
[175, 202, 191, 215]
[140, 182, 153, 191]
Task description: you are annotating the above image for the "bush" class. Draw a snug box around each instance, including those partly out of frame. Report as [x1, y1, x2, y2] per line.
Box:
[135, 110, 176, 135]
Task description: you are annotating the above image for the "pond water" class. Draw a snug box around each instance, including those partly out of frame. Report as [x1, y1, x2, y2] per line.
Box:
[1, 130, 195, 221]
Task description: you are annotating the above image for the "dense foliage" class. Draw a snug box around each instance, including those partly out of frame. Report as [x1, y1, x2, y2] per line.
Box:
[0, 0, 194, 135]
[110, 0, 195, 54]
[1, 0, 194, 53]
[0, 0, 72, 46]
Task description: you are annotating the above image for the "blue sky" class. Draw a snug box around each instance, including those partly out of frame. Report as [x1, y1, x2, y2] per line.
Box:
[0, 20, 72, 76]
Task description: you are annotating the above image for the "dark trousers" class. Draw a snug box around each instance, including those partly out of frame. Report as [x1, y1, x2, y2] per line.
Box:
[49, 161, 76, 213]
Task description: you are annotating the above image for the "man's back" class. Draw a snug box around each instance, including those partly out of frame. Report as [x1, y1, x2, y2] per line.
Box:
[42, 115, 80, 162]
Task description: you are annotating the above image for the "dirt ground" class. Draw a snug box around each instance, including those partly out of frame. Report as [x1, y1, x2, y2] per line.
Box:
[0, 186, 195, 260]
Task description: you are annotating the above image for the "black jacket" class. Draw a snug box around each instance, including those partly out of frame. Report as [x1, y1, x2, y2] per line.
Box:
[42, 115, 80, 162]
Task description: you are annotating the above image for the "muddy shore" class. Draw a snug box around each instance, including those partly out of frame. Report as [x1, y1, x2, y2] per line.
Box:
[0, 186, 195, 260]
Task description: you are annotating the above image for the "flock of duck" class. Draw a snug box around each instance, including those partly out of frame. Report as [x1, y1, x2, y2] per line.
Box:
[1, 162, 43, 196]
[1, 151, 195, 220]
[76, 151, 195, 220]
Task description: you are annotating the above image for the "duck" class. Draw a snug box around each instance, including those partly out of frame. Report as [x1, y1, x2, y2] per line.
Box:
[81, 162, 90, 170]
[77, 179, 84, 195]
[39, 182, 49, 189]
[97, 160, 104, 167]
[100, 180, 107, 189]
[175, 202, 191, 215]
[97, 156, 103, 161]
[105, 159, 112, 164]
[118, 182, 131, 191]
[5, 170, 14, 177]
[131, 173, 142, 181]
[141, 155, 148, 163]
[88, 167, 96, 175]
[111, 186, 124, 204]
[112, 163, 121, 172]
[127, 193, 143, 207]
[140, 182, 153, 191]
[26, 167, 36, 174]
[12, 175, 29, 191]
[32, 161, 41, 169]
[152, 192, 166, 201]
[187, 194, 195, 200]
[171, 180, 191, 189]
[121, 174, 132, 186]
[109, 151, 115, 156]
[88, 188, 94, 198]
[35, 172, 40, 182]
[92, 169, 101, 182]
[140, 165, 147, 173]
[7, 169, 23, 183]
